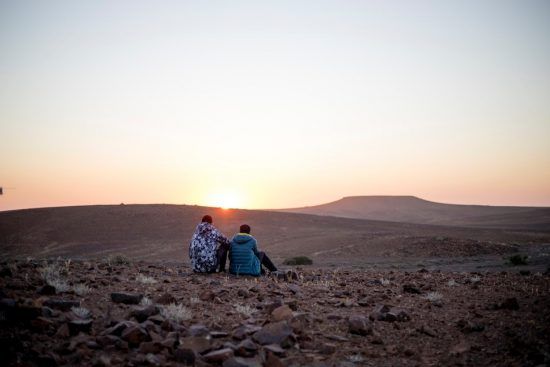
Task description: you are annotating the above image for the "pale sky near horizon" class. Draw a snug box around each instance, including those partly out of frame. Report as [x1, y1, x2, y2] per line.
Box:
[1, 0, 549, 211]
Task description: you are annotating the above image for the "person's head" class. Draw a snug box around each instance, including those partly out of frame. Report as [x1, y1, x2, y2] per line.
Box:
[201, 215, 212, 224]
[239, 224, 251, 234]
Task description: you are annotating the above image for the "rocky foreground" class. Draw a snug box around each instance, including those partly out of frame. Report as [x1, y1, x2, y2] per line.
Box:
[0, 258, 549, 367]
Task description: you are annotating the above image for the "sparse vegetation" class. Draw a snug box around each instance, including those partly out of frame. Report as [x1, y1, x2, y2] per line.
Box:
[507, 254, 528, 266]
[136, 274, 157, 284]
[189, 297, 201, 305]
[160, 303, 192, 323]
[424, 292, 443, 302]
[347, 354, 365, 363]
[39, 262, 70, 293]
[283, 256, 313, 265]
[73, 283, 91, 296]
[71, 306, 91, 319]
[235, 304, 256, 317]
[140, 297, 153, 307]
[106, 254, 130, 266]
[379, 278, 390, 286]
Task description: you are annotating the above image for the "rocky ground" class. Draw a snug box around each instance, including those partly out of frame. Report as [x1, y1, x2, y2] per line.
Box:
[1, 258, 549, 367]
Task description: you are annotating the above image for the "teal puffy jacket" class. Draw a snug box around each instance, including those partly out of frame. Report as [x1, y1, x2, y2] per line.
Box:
[229, 233, 261, 276]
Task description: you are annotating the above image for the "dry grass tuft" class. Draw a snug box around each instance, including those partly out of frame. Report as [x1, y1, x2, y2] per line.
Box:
[160, 303, 192, 323]
[136, 274, 157, 284]
[71, 306, 91, 319]
[235, 304, 256, 317]
[74, 284, 91, 296]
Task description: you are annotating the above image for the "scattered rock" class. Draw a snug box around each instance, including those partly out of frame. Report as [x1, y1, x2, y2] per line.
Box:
[252, 321, 294, 347]
[37, 285, 56, 295]
[348, 315, 372, 336]
[403, 284, 421, 294]
[203, 348, 235, 363]
[179, 336, 212, 354]
[188, 324, 209, 337]
[496, 297, 520, 310]
[68, 319, 93, 335]
[236, 338, 258, 357]
[419, 324, 437, 337]
[174, 347, 195, 364]
[121, 324, 150, 346]
[43, 299, 80, 311]
[130, 306, 158, 322]
[271, 305, 293, 322]
[111, 292, 143, 305]
[155, 293, 176, 305]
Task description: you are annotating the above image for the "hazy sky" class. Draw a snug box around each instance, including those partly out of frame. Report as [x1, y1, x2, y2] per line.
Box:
[1, 0, 549, 211]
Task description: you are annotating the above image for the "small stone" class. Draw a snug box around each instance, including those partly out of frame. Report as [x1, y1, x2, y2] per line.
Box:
[140, 341, 161, 354]
[211, 331, 229, 338]
[68, 319, 93, 335]
[286, 270, 299, 281]
[499, 297, 519, 310]
[348, 315, 372, 336]
[237, 289, 249, 298]
[111, 292, 143, 305]
[419, 324, 437, 337]
[369, 304, 391, 321]
[319, 343, 336, 354]
[37, 285, 56, 295]
[179, 336, 212, 354]
[188, 324, 209, 337]
[145, 353, 162, 366]
[155, 293, 176, 305]
[174, 347, 195, 364]
[223, 357, 262, 367]
[55, 323, 70, 338]
[271, 305, 293, 322]
[265, 352, 285, 367]
[203, 348, 235, 363]
[252, 321, 294, 347]
[121, 324, 150, 346]
[130, 306, 158, 323]
[199, 290, 215, 301]
[43, 299, 80, 311]
[236, 338, 258, 357]
[264, 343, 286, 356]
[403, 284, 421, 294]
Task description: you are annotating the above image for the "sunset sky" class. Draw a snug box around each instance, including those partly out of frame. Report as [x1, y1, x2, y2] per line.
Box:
[1, 0, 549, 211]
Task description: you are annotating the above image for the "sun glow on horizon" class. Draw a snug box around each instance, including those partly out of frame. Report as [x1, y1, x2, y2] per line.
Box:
[204, 191, 244, 210]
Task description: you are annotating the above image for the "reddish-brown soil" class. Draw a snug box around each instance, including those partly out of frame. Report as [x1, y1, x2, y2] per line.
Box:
[1, 259, 549, 366]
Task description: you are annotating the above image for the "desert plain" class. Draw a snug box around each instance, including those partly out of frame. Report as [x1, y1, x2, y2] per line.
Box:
[0, 197, 549, 366]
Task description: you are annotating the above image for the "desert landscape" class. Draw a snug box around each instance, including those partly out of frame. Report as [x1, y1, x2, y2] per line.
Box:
[2, 1, 550, 366]
[1, 199, 549, 366]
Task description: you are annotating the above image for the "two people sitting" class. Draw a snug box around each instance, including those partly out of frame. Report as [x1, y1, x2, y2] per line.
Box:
[188, 215, 277, 276]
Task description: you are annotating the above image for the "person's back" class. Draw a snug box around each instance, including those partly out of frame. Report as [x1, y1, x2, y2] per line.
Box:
[229, 233, 261, 276]
[189, 215, 230, 273]
[229, 224, 277, 276]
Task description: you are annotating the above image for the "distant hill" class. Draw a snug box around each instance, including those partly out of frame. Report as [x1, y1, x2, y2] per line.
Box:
[280, 196, 550, 230]
[1, 204, 549, 264]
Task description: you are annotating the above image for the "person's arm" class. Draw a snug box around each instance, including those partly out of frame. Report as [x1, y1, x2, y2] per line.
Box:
[252, 241, 260, 258]
[212, 228, 230, 246]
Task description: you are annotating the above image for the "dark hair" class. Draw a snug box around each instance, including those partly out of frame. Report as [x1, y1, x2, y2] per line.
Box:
[239, 224, 251, 234]
[201, 215, 212, 224]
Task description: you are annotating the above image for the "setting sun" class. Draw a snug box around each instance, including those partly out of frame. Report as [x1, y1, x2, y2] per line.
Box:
[205, 191, 243, 209]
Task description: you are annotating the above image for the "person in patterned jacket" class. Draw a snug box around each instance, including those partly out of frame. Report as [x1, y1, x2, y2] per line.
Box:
[189, 215, 231, 273]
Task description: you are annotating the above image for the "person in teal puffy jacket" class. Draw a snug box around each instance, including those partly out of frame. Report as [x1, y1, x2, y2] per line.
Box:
[229, 224, 277, 276]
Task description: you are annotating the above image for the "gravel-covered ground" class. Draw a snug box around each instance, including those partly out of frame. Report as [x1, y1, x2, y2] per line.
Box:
[1, 258, 549, 366]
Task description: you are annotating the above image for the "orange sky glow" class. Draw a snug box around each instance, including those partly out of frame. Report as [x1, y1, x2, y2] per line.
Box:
[1, 1, 549, 211]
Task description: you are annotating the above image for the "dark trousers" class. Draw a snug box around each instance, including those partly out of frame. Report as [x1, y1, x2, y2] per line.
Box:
[258, 251, 277, 273]
[217, 242, 230, 272]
